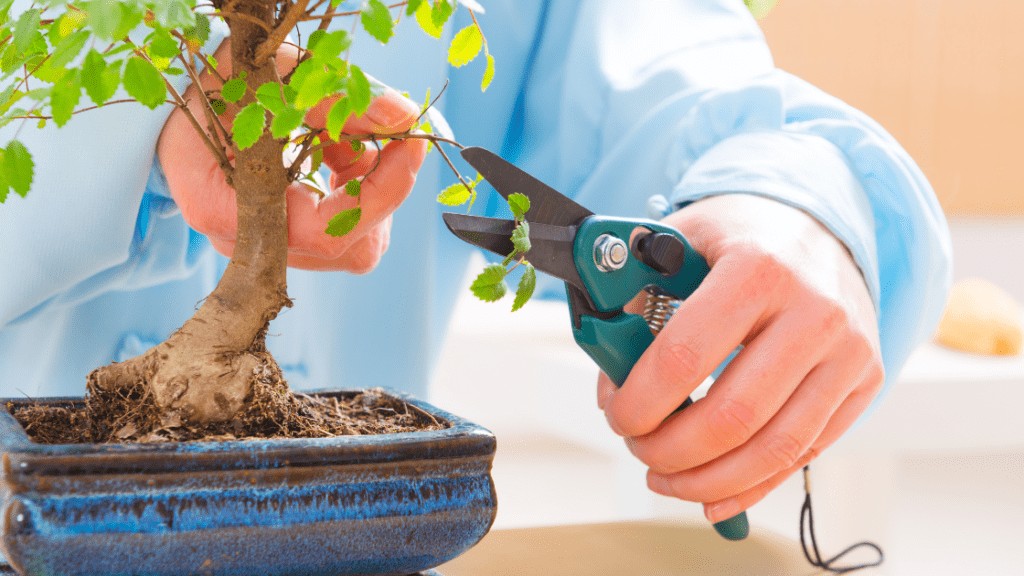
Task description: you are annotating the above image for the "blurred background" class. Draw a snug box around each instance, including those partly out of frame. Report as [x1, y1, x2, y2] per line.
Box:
[432, 1, 1024, 574]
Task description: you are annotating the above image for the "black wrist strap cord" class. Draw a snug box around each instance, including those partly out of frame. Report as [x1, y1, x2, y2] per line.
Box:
[799, 466, 885, 574]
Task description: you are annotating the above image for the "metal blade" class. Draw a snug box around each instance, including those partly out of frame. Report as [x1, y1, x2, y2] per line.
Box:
[442, 212, 586, 290]
[460, 147, 593, 227]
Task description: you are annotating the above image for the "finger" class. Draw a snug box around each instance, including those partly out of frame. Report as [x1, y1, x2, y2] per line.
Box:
[597, 372, 616, 410]
[211, 218, 394, 273]
[287, 138, 426, 258]
[603, 252, 778, 438]
[325, 141, 380, 184]
[641, 349, 866, 503]
[626, 306, 839, 475]
[306, 87, 420, 136]
[699, 368, 883, 523]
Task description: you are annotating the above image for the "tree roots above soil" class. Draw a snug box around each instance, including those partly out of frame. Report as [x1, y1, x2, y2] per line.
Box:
[11, 352, 447, 444]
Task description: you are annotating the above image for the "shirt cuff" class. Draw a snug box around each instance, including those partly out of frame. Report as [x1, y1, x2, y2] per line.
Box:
[668, 130, 881, 312]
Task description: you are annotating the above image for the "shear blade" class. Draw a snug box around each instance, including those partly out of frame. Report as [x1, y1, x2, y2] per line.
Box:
[442, 212, 586, 291]
[460, 147, 593, 228]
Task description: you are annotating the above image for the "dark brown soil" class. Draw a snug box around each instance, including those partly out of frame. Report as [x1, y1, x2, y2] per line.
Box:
[10, 357, 448, 444]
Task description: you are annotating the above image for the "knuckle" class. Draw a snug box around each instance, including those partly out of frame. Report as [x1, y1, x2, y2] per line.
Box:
[655, 339, 703, 384]
[608, 402, 651, 438]
[816, 298, 849, 337]
[761, 431, 806, 471]
[705, 397, 757, 449]
[632, 437, 681, 475]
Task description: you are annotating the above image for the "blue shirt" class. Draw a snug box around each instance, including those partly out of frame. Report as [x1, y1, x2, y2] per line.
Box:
[0, 1, 951, 402]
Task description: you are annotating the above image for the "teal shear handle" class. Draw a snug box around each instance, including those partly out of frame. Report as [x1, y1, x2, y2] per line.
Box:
[569, 217, 750, 541]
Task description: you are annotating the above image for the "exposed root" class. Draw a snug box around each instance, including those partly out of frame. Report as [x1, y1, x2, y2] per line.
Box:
[14, 351, 446, 445]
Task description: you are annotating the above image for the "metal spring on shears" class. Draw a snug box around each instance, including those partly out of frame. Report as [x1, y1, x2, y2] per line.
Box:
[643, 288, 682, 335]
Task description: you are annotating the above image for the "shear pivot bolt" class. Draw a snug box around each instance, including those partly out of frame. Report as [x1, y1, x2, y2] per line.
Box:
[594, 234, 628, 272]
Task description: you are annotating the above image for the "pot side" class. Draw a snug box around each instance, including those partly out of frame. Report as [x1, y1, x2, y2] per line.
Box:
[0, 389, 497, 576]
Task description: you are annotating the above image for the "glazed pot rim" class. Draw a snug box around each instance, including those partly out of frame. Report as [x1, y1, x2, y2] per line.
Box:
[0, 388, 495, 476]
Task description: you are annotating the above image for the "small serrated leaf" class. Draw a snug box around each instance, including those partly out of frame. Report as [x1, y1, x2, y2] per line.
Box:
[209, 98, 226, 115]
[361, 0, 395, 44]
[347, 65, 371, 116]
[13, 9, 40, 55]
[431, 0, 454, 28]
[507, 192, 530, 221]
[326, 206, 361, 236]
[326, 97, 350, 141]
[344, 179, 361, 196]
[414, 0, 442, 38]
[512, 264, 536, 312]
[481, 53, 495, 91]
[270, 106, 304, 138]
[81, 49, 120, 106]
[4, 140, 32, 197]
[448, 25, 483, 67]
[511, 220, 531, 253]
[436, 182, 472, 206]
[406, 0, 425, 16]
[232, 102, 266, 150]
[220, 76, 246, 103]
[123, 56, 166, 109]
[471, 263, 509, 302]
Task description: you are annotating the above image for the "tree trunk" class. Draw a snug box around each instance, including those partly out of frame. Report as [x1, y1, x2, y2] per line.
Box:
[89, 0, 292, 424]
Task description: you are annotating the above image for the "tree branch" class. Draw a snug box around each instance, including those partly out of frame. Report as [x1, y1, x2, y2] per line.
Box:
[177, 52, 233, 148]
[254, 0, 310, 64]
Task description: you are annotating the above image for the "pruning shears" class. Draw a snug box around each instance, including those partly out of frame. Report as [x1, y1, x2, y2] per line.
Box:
[442, 147, 750, 541]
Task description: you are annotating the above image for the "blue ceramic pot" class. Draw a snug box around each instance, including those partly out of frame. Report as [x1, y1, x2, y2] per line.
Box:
[0, 390, 496, 576]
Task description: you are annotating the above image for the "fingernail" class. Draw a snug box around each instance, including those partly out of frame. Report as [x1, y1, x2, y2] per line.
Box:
[648, 474, 672, 496]
[705, 499, 741, 523]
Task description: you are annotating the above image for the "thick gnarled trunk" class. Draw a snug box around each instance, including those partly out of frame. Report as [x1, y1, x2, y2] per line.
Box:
[89, 0, 293, 424]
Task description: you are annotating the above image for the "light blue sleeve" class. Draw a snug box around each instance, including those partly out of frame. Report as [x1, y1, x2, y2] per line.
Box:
[0, 15, 227, 328]
[514, 0, 950, 385]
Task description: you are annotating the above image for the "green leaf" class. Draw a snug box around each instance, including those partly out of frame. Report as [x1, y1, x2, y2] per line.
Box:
[50, 70, 81, 127]
[49, 29, 90, 69]
[347, 64, 371, 117]
[471, 263, 508, 302]
[308, 29, 350, 62]
[360, 0, 394, 44]
[148, 29, 180, 58]
[481, 53, 495, 91]
[13, 9, 40, 55]
[81, 49, 120, 106]
[512, 264, 536, 312]
[123, 56, 167, 109]
[4, 140, 32, 198]
[255, 82, 294, 114]
[270, 106, 304, 138]
[406, 0, 424, 16]
[511, 220, 531, 253]
[326, 206, 361, 236]
[209, 98, 226, 115]
[436, 182, 472, 206]
[183, 14, 211, 45]
[88, 0, 123, 41]
[507, 192, 530, 220]
[448, 25, 482, 67]
[431, 0, 454, 28]
[232, 102, 266, 150]
[414, 0, 442, 38]
[325, 97, 350, 141]
[344, 179, 361, 197]
[220, 76, 246, 103]
[294, 66, 343, 110]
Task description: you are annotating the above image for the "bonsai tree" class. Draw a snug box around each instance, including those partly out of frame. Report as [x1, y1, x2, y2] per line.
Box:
[0, 0, 535, 439]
